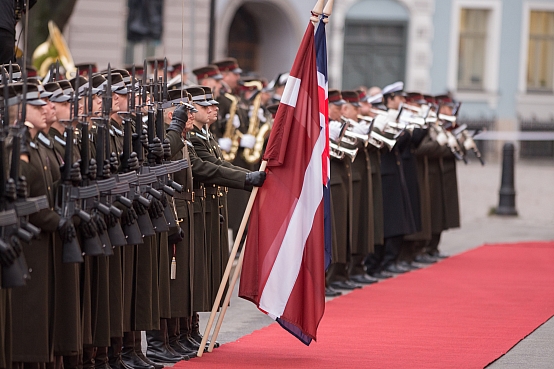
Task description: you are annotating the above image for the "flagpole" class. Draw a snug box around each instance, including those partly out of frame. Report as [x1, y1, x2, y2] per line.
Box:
[207, 235, 247, 352]
[197, 160, 267, 357]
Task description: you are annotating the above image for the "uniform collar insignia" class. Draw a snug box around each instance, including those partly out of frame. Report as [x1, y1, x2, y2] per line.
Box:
[186, 140, 194, 147]
[30, 141, 37, 149]
[37, 132, 52, 147]
[112, 126, 123, 136]
[54, 135, 67, 146]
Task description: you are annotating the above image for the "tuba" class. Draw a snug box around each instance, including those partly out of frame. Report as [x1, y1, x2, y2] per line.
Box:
[242, 81, 267, 164]
[32, 21, 76, 79]
[221, 92, 240, 162]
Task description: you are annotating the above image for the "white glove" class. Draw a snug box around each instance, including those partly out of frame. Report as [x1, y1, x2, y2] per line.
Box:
[258, 108, 267, 123]
[240, 134, 256, 149]
[351, 121, 369, 135]
[329, 121, 342, 142]
[436, 130, 448, 146]
[233, 115, 241, 128]
[372, 115, 388, 131]
[218, 137, 232, 152]
[447, 132, 459, 150]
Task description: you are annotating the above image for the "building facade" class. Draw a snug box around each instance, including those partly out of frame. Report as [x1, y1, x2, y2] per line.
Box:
[65, 0, 554, 139]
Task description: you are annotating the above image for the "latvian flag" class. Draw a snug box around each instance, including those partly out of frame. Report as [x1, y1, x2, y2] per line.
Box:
[239, 17, 331, 345]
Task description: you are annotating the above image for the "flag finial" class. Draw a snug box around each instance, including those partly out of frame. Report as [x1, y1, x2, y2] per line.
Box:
[311, 0, 325, 25]
[323, 0, 335, 23]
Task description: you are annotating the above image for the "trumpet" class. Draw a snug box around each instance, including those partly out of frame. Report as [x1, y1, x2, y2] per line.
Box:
[330, 142, 358, 161]
[370, 130, 396, 150]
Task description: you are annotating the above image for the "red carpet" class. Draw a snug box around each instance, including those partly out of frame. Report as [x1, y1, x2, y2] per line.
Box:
[175, 241, 554, 368]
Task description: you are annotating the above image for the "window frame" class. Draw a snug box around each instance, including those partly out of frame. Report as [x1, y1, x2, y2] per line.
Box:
[448, 0, 502, 106]
[519, 3, 554, 94]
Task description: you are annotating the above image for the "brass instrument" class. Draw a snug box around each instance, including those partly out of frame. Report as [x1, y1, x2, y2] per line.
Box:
[32, 21, 76, 78]
[242, 81, 266, 164]
[329, 142, 358, 161]
[221, 92, 240, 162]
[342, 116, 390, 149]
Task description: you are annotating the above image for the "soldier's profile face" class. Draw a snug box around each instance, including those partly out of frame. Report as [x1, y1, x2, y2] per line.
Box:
[41, 99, 57, 125]
[328, 104, 341, 121]
[341, 103, 359, 120]
[27, 104, 47, 130]
[54, 101, 70, 121]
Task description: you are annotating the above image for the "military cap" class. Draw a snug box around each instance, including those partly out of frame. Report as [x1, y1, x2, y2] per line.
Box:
[11, 83, 47, 106]
[102, 72, 128, 95]
[341, 90, 361, 107]
[75, 62, 98, 77]
[44, 81, 71, 103]
[328, 89, 346, 106]
[435, 94, 456, 107]
[201, 86, 219, 105]
[423, 94, 436, 105]
[58, 80, 75, 97]
[111, 69, 132, 85]
[357, 89, 367, 102]
[125, 64, 144, 79]
[70, 75, 100, 97]
[164, 89, 197, 112]
[212, 57, 242, 74]
[172, 62, 189, 74]
[267, 103, 279, 117]
[146, 57, 166, 71]
[265, 72, 289, 91]
[193, 65, 222, 82]
[26, 66, 38, 78]
[28, 78, 53, 99]
[90, 73, 107, 91]
[406, 92, 427, 105]
[0, 64, 21, 80]
[366, 93, 383, 105]
[185, 86, 211, 107]
[382, 81, 406, 97]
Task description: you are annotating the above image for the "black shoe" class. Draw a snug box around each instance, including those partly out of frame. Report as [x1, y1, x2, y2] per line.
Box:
[398, 261, 420, 270]
[368, 271, 392, 279]
[146, 330, 187, 364]
[330, 280, 356, 290]
[349, 274, 378, 284]
[325, 286, 342, 297]
[168, 335, 197, 360]
[191, 315, 220, 349]
[384, 264, 408, 274]
[119, 350, 154, 369]
[414, 254, 437, 264]
[135, 351, 164, 369]
[429, 251, 448, 259]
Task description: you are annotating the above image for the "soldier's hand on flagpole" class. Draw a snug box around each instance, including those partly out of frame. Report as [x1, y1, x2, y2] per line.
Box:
[245, 171, 266, 187]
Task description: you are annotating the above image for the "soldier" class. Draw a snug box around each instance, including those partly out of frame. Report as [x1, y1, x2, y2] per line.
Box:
[192, 65, 224, 139]
[325, 89, 355, 294]
[340, 90, 377, 285]
[8, 82, 67, 368]
[376, 81, 417, 274]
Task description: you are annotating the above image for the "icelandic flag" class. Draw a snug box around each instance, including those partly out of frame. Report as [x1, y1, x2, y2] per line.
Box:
[239, 18, 330, 346]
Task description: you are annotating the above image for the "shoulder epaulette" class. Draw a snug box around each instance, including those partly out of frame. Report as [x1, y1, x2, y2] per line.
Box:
[37, 132, 52, 147]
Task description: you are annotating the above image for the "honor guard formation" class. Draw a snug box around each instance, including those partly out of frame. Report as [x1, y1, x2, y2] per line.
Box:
[0, 54, 485, 368]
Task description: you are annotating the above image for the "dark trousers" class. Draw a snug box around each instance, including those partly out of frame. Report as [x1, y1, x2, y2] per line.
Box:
[364, 244, 384, 274]
[426, 232, 442, 255]
[382, 235, 404, 268]
[0, 29, 15, 64]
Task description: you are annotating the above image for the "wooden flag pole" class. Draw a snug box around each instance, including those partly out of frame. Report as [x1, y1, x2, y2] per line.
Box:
[197, 160, 267, 357]
[207, 235, 247, 352]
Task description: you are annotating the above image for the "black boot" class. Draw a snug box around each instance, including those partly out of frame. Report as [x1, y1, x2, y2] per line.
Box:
[178, 317, 201, 352]
[146, 320, 187, 363]
[95, 347, 111, 369]
[191, 313, 220, 349]
[167, 317, 197, 359]
[120, 331, 154, 369]
[83, 346, 96, 369]
[134, 332, 164, 369]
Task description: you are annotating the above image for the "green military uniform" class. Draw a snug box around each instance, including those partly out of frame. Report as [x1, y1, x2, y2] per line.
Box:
[165, 126, 194, 318]
[12, 137, 56, 363]
[188, 125, 249, 305]
[326, 155, 353, 285]
[37, 132, 83, 356]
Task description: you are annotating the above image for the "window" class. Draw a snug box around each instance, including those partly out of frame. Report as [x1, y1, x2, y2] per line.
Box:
[457, 9, 489, 90]
[527, 11, 554, 92]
